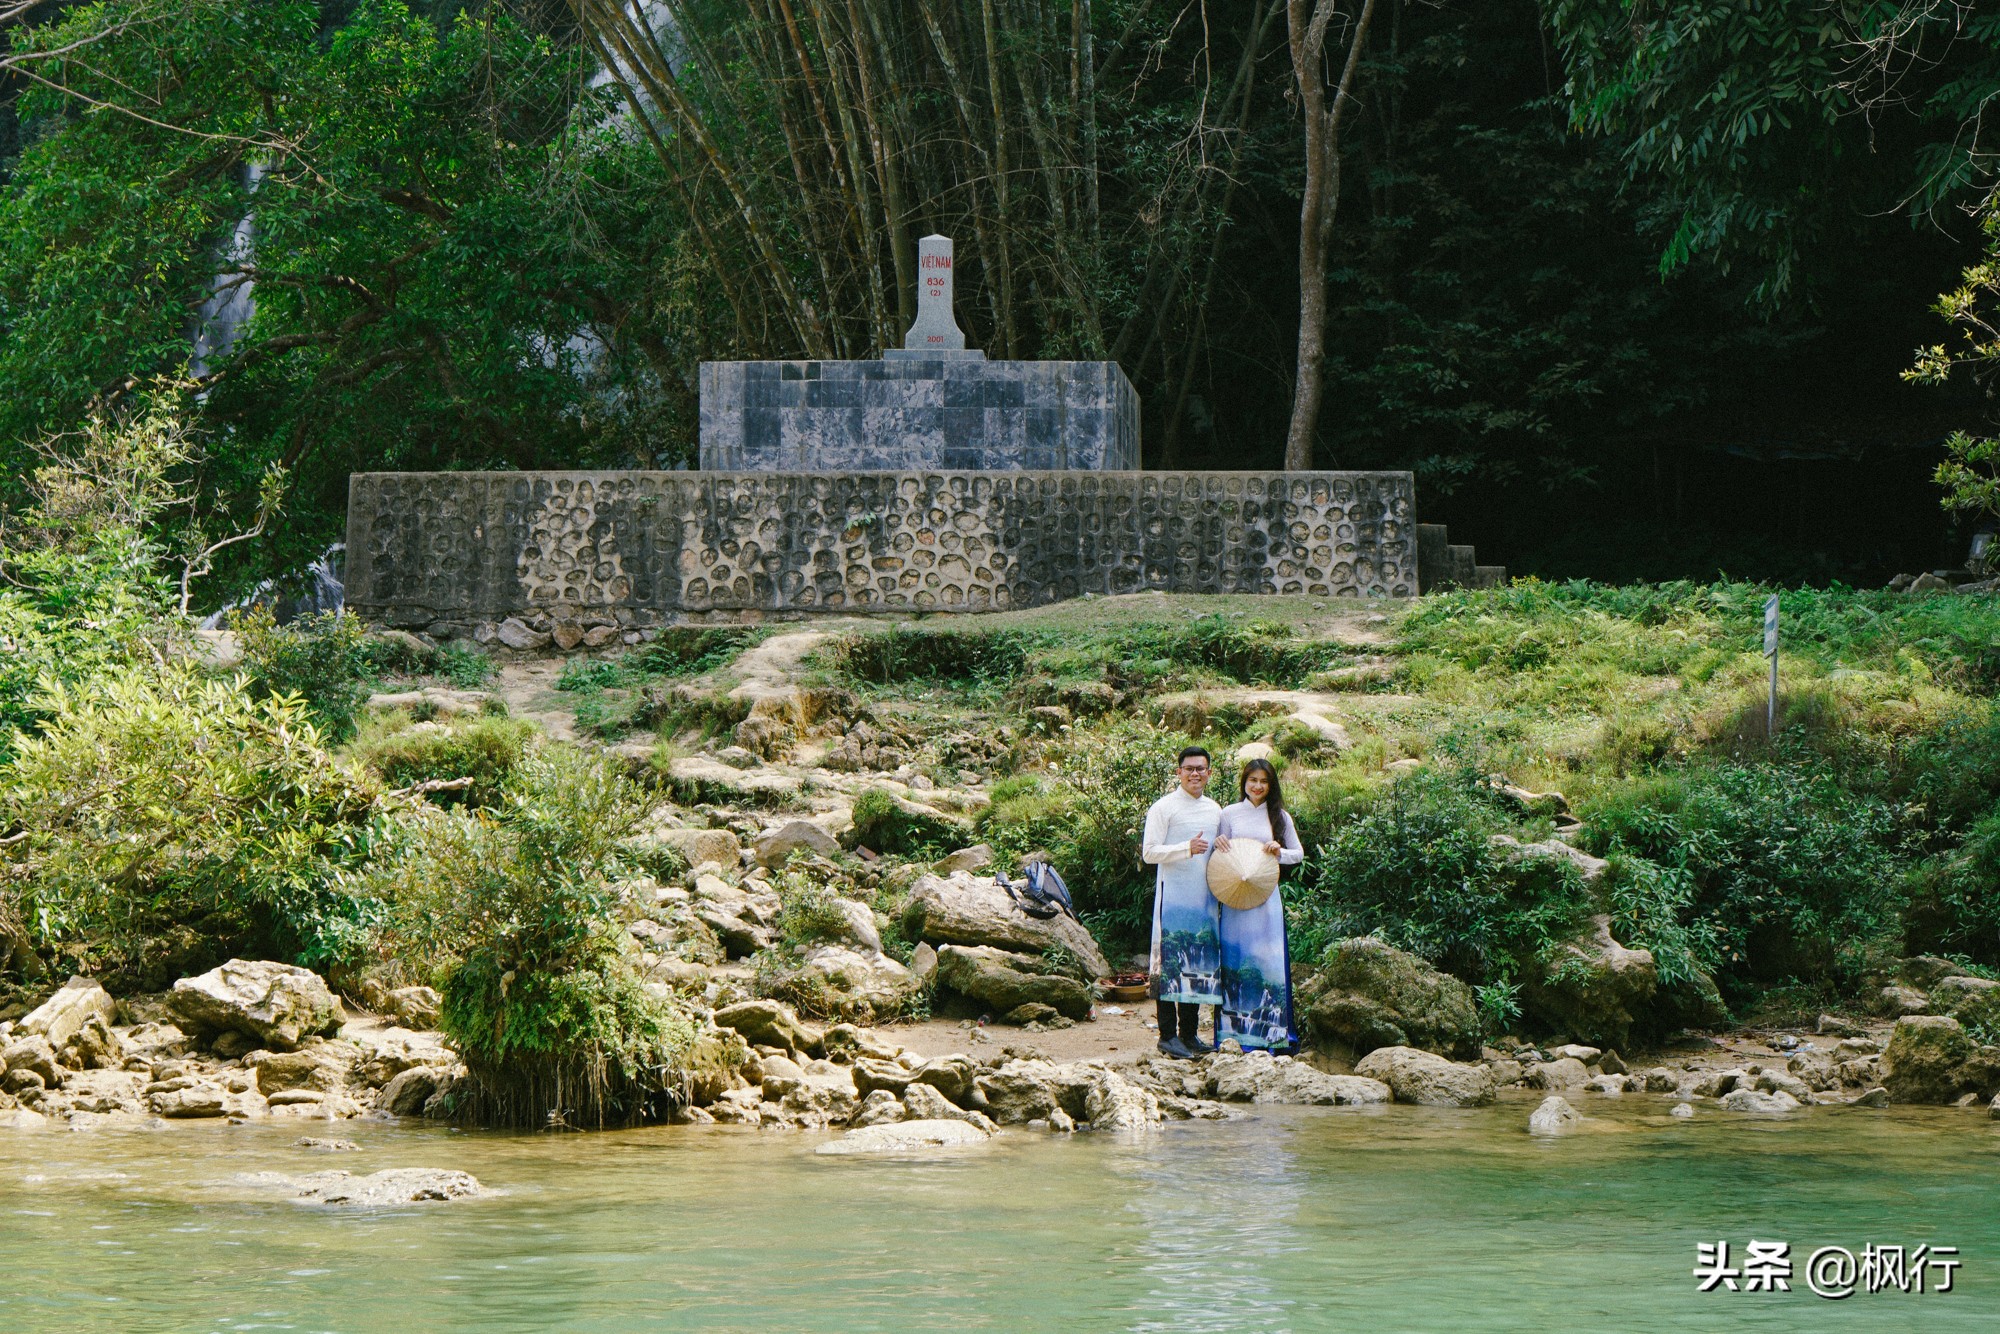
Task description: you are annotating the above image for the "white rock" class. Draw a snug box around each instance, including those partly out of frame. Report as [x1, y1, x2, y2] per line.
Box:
[19, 976, 118, 1051]
[1718, 1088, 1801, 1114]
[754, 820, 842, 867]
[1528, 1095, 1583, 1135]
[287, 1168, 482, 1205]
[168, 960, 344, 1052]
[814, 1118, 990, 1155]
[496, 618, 549, 650]
[1353, 1046, 1496, 1107]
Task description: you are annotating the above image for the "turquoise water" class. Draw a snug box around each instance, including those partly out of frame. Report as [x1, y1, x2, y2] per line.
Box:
[3, 1097, 1997, 1332]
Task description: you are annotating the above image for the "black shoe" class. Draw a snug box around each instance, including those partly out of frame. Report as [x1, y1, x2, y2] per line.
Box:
[1157, 1037, 1196, 1060]
[1183, 1034, 1214, 1055]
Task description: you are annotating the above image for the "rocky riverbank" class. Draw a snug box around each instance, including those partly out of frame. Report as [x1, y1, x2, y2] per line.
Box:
[6, 945, 1997, 1147]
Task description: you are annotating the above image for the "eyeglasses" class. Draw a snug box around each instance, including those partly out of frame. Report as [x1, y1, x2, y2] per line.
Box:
[1178, 765, 1209, 774]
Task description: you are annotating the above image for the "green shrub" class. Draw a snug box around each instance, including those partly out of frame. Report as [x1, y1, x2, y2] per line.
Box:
[830, 627, 1039, 685]
[1105, 616, 1349, 688]
[1, 667, 381, 987]
[557, 658, 622, 692]
[1583, 756, 1908, 994]
[350, 713, 537, 807]
[1902, 809, 2000, 965]
[628, 627, 765, 677]
[769, 864, 858, 949]
[370, 748, 694, 1128]
[360, 632, 493, 688]
[846, 787, 966, 858]
[977, 726, 1200, 946]
[232, 607, 375, 740]
[1287, 766, 1592, 983]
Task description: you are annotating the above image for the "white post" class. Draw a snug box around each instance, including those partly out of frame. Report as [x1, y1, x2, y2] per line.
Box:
[903, 235, 967, 352]
[1763, 594, 1780, 737]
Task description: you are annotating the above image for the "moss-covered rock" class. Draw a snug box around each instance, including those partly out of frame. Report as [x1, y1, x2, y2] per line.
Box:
[1879, 1015, 2000, 1104]
[843, 787, 972, 857]
[935, 944, 1093, 1021]
[1298, 937, 1482, 1060]
[1523, 914, 1658, 1050]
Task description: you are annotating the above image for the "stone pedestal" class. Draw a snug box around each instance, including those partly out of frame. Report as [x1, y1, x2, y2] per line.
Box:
[698, 358, 1140, 472]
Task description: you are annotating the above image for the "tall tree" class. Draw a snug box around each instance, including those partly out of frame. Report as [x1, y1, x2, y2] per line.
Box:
[1284, 0, 1377, 470]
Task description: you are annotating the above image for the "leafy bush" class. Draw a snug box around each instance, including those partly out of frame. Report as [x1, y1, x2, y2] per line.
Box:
[830, 628, 1039, 685]
[768, 864, 858, 950]
[365, 632, 493, 688]
[846, 787, 966, 858]
[369, 748, 694, 1128]
[350, 712, 537, 808]
[0, 408, 188, 756]
[1, 667, 381, 987]
[977, 725, 1198, 945]
[1287, 767, 1592, 983]
[628, 627, 766, 677]
[232, 607, 375, 740]
[1583, 757, 1909, 993]
[1901, 810, 2000, 965]
[1102, 616, 1350, 688]
[557, 628, 766, 695]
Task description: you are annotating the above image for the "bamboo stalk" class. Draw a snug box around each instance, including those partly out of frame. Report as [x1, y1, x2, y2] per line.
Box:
[979, 0, 1020, 355]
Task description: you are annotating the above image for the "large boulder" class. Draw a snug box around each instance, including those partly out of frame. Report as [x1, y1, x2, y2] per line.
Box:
[972, 1058, 1100, 1124]
[1083, 1068, 1161, 1130]
[1523, 915, 1658, 1049]
[754, 820, 843, 868]
[168, 960, 345, 1051]
[19, 976, 118, 1051]
[1297, 938, 1482, 1060]
[1931, 975, 2000, 1031]
[1490, 835, 1608, 895]
[1718, 1088, 1801, 1114]
[1204, 1051, 1390, 1106]
[762, 944, 916, 1024]
[655, 827, 742, 871]
[378, 1066, 454, 1117]
[712, 999, 823, 1054]
[903, 872, 1110, 978]
[1352, 1045, 1496, 1107]
[1881, 1015, 2000, 1104]
[251, 1040, 362, 1095]
[1, 1034, 64, 1089]
[934, 944, 1093, 1021]
[900, 1081, 997, 1131]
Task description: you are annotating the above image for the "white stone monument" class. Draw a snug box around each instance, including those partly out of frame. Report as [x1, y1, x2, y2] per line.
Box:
[884, 234, 984, 360]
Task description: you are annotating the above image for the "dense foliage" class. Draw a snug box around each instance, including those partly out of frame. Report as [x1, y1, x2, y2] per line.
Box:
[366, 747, 696, 1128]
[0, 669, 381, 988]
[0, 1, 1987, 587]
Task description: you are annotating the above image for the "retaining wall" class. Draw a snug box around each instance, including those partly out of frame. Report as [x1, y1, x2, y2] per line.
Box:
[343, 469, 1417, 637]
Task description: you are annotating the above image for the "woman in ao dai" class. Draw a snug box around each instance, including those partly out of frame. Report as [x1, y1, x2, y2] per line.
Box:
[1212, 758, 1303, 1052]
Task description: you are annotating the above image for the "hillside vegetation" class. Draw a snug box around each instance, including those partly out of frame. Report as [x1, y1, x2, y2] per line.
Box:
[4, 426, 1999, 1118]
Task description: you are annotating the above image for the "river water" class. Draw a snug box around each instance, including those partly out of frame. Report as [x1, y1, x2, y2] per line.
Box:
[3, 1098, 1995, 1332]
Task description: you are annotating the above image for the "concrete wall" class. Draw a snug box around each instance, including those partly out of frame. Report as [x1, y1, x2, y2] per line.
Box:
[699, 359, 1139, 471]
[344, 470, 1416, 637]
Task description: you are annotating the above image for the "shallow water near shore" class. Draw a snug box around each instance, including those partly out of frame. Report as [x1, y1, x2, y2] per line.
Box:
[3, 1097, 1997, 1333]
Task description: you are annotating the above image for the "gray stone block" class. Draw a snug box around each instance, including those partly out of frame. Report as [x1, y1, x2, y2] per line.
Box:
[698, 359, 1140, 472]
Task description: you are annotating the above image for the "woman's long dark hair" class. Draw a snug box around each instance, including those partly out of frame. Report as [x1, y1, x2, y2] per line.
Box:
[1238, 758, 1290, 844]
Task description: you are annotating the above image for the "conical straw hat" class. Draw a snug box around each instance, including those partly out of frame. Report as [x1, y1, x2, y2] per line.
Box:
[1206, 841, 1280, 910]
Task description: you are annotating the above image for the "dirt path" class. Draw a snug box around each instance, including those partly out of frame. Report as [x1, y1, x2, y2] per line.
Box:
[487, 658, 579, 742]
[720, 629, 832, 707]
[879, 1004, 1163, 1066]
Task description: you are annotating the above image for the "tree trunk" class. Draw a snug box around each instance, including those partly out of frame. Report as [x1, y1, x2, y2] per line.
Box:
[1283, 0, 1377, 471]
